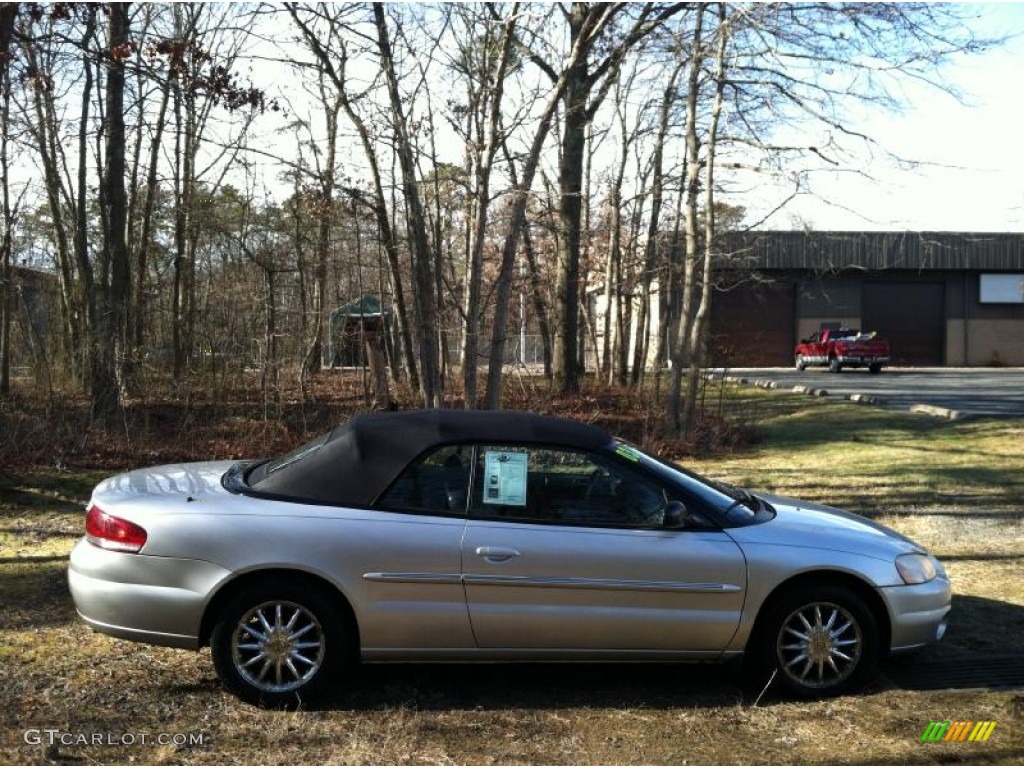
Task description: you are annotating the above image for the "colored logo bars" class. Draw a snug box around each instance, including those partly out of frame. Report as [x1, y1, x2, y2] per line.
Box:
[921, 721, 997, 743]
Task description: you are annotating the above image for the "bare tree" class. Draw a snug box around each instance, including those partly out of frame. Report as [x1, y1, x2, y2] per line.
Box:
[0, 3, 17, 397]
[372, 3, 443, 408]
[518, 2, 685, 395]
[95, 1, 131, 419]
[304, 75, 342, 380]
[631, 46, 685, 388]
[287, 2, 421, 392]
[449, 3, 518, 408]
[483, 4, 630, 409]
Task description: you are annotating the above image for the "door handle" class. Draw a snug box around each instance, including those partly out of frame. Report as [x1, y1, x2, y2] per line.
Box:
[475, 546, 521, 563]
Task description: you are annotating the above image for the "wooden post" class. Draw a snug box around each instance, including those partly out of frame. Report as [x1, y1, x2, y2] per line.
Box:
[364, 328, 391, 409]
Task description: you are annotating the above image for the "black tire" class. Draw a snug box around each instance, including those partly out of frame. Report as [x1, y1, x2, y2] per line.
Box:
[869, 363, 882, 375]
[747, 584, 878, 699]
[828, 356, 842, 373]
[795, 355, 807, 371]
[211, 581, 353, 707]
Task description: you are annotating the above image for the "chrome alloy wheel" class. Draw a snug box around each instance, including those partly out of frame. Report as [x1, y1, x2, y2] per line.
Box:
[231, 600, 326, 693]
[776, 602, 862, 689]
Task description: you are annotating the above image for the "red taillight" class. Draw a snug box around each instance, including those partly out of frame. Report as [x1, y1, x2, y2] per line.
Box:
[85, 504, 148, 553]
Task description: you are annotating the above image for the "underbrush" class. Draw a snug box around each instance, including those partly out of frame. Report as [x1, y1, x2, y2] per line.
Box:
[0, 370, 762, 472]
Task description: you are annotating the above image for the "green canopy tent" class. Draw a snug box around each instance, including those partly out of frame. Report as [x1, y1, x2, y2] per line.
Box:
[327, 294, 393, 368]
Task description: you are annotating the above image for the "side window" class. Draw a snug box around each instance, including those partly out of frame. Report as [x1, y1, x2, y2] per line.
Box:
[377, 445, 471, 514]
[471, 446, 667, 527]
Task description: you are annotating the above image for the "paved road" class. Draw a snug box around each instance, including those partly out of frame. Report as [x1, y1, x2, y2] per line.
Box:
[712, 368, 1024, 418]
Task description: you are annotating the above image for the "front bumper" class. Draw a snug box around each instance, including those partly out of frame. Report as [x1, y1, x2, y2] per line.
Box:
[68, 538, 232, 650]
[880, 576, 952, 652]
[837, 355, 890, 367]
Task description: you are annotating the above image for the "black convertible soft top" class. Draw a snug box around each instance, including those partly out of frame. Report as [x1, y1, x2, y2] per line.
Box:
[243, 409, 612, 507]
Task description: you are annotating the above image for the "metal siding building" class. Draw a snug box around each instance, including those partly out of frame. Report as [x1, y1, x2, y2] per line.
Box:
[709, 232, 1024, 367]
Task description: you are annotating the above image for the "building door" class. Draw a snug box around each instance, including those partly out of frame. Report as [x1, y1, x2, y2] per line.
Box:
[862, 281, 945, 365]
[709, 280, 796, 366]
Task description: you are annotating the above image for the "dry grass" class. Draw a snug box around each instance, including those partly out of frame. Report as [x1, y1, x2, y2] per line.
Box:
[1, 387, 1024, 764]
[687, 390, 1024, 516]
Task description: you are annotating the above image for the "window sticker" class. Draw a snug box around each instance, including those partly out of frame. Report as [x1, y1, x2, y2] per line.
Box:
[615, 444, 641, 463]
[483, 451, 528, 506]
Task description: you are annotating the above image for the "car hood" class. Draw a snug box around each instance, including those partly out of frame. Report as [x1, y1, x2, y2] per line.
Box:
[91, 460, 237, 506]
[727, 493, 924, 560]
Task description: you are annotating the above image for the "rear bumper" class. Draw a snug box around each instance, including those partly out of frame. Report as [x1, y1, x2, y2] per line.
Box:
[880, 577, 951, 652]
[68, 538, 231, 650]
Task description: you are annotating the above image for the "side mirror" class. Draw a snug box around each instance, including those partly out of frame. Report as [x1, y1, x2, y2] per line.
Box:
[662, 500, 689, 529]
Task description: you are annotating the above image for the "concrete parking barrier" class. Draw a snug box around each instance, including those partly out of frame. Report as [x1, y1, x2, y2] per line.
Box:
[910, 403, 963, 420]
[849, 393, 885, 405]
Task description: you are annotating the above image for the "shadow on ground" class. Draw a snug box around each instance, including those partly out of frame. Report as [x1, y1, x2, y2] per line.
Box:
[172, 592, 1023, 713]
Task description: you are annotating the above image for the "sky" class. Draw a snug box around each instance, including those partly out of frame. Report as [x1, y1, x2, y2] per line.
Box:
[251, 2, 1024, 235]
[13, 2, 1024, 241]
[748, 2, 1024, 232]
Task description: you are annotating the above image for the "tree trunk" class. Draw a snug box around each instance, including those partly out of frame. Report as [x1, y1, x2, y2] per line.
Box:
[666, 4, 706, 435]
[132, 79, 170, 354]
[308, 94, 341, 376]
[77, 11, 101, 403]
[170, 24, 187, 383]
[94, 1, 130, 420]
[171, 7, 201, 384]
[462, 9, 516, 408]
[374, 4, 442, 408]
[482, 7, 621, 408]
[0, 3, 16, 397]
[552, 8, 588, 395]
[605, 114, 628, 385]
[681, 4, 729, 434]
[262, 265, 278, 408]
[23, 16, 86, 384]
[521, 224, 553, 378]
[632, 60, 683, 387]
[364, 329, 390, 409]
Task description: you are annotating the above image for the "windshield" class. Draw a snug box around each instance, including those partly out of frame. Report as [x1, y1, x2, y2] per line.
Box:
[613, 440, 762, 523]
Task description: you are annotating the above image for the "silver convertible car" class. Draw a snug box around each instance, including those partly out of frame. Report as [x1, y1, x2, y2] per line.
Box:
[69, 410, 950, 706]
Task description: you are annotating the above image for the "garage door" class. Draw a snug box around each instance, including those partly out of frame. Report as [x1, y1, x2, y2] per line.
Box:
[709, 281, 795, 366]
[862, 282, 945, 365]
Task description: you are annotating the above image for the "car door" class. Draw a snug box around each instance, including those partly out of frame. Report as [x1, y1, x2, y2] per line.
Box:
[461, 445, 746, 653]
[353, 444, 475, 653]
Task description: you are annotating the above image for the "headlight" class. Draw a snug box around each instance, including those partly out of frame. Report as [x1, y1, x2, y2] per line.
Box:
[896, 553, 937, 584]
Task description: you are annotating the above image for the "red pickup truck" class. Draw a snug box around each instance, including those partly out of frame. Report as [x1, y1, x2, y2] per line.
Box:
[795, 328, 890, 374]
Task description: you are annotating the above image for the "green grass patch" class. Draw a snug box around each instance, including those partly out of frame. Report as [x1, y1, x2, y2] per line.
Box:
[688, 383, 1024, 515]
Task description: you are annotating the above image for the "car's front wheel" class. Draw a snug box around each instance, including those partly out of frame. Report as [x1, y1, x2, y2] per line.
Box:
[795, 355, 807, 371]
[750, 584, 878, 698]
[211, 581, 352, 707]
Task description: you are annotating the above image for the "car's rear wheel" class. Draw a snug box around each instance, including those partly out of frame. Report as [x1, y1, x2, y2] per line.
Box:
[211, 582, 352, 707]
[749, 584, 878, 698]
[828, 356, 842, 373]
[869, 363, 882, 375]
